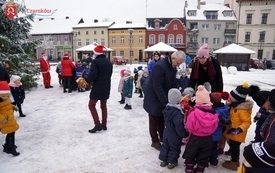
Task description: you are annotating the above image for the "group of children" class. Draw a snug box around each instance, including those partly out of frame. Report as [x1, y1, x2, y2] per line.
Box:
[157, 82, 275, 173]
[0, 75, 26, 157]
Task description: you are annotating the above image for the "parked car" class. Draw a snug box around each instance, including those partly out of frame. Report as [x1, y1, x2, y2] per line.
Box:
[111, 56, 126, 65]
[266, 60, 275, 69]
[250, 58, 263, 69]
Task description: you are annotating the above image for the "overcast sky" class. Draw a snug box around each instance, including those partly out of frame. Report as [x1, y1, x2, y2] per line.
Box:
[22, 0, 224, 23]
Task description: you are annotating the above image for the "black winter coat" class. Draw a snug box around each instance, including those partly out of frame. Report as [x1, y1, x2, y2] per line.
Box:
[10, 85, 25, 104]
[87, 54, 113, 100]
[143, 57, 177, 117]
[0, 66, 10, 83]
[189, 57, 223, 92]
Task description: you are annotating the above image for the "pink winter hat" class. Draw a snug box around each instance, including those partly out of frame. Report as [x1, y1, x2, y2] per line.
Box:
[195, 85, 212, 104]
[197, 44, 210, 58]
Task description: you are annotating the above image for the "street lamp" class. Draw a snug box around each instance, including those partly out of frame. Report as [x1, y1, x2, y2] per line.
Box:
[258, 30, 266, 59]
[72, 30, 78, 61]
[128, 28, 134, 65]
[191, 28, 198, 58]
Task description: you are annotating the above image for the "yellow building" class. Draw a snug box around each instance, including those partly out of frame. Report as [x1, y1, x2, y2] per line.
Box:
[72, 21, 115, 59]
[108, 23, 146, 62]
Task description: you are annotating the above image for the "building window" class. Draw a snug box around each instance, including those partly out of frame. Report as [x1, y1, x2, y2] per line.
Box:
[173, 24, 178, 30]
[225, 37, 233, 43]
[272, 50, 275, 60]
[94, 31, 97, 35]
[245, 32, 251, 42]
[64, 36, 68, 41]
[130, 36, 133, 44]
[214, 24, 221, 31]
[155, 22, 159, 29]
[111, 36, 116, 44]
[112, 31, 115, 33]
[213, 38, 220, 44]
[259, 31, 265, 42]
[139, 31, 142, 33]
[101, 38, 105, 45]
[188, 10, 196, 16]
[57, 36, 60, 41]
[246, 14, 252, 24]
[205, 11, 218, 20]
[120, 50, 124, 56]
[49, 37, 53, 41]
[130, 50, 134, 57]
[138, 36, 143, 44]
[77, 39, 81, 46]
[86, 39, 89, 45]
[149, 34, 155, 44]
[261, 13, 268, 24]
[121, 31, 124, 33]
[101, 30, 104, 34]
[86, 31, 89, 35]
[224, 11, 232, 17]
[120, 36, 124, 44]
[176, 34, 183, 43]
[258, 49, 263, 59]
[225, 24, 229, 29]
[78, 31, 80, 35]
[190, 23, 198, 29]
[158, 34, 165, 42]
[202, 24, 209, 30]
[112, 51, 116, 56]
[94, 39, 97, 43]
[168, 34, 174, 44]
[201, 37, 208, 44]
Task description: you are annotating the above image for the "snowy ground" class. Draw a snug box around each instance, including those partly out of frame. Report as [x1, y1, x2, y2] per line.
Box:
[0, 64, 274, 173]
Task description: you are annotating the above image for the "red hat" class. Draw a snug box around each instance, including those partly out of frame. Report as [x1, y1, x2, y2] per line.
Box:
[0, 81, 11, 95]
[41, 51, 46, 55]
[63, 52, 69, 58]
[93, 45, 105, 55]
[210, 92, 229, 105]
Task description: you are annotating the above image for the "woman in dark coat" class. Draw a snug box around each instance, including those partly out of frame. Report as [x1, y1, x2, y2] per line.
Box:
[189, 44, 223, 92]
[86, 45, 113, 133]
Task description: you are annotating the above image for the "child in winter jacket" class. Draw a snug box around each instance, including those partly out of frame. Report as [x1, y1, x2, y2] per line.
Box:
[209, 92, 230, 167]
[222, 82, 259, 171]
[75, 62, 86, 92]
[0, 81, 20, 156]
[56, 61, 62, 86]
[136, 70, 144, 98]
[182, 85, 219, 173]
[122, 69, 133, 110]
[159, 88, 189, 169]
[176, 69, 189, 93]
[140, 68, 149, 98]
[9, 75, 26, 117]
[251, 91, 271, 142]
[260, 89, 275, 143]
[237, 142, 275, 173]
[118, 69, 126, 104]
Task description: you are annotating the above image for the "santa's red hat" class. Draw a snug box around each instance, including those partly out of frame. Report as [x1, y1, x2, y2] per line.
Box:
[41, 51, 46, 55]
[63, 52, 69, 58]
[93, 45, 105, 55]
[0, 81, 10, 95]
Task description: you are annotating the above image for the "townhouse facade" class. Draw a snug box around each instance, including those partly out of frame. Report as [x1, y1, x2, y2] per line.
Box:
[225, 0, 275, 60]
[108, 23, 146, 62]
[184, 0, 237, 56]
[146, 18, 186, 52]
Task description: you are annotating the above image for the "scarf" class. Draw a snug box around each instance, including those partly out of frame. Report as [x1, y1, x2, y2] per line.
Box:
[167, 103, 184, 114]
[9, 81, 22, 88]
[191, 58, 216, 80]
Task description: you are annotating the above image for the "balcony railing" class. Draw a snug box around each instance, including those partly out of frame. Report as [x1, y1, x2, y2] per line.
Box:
[187, 29, 199, 35]
[224, 29, 236, 35]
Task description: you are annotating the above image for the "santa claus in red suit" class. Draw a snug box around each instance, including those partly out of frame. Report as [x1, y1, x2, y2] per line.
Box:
[39, 51, 53, 88]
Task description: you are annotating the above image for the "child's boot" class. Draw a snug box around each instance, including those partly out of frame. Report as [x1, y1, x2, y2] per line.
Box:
[194, 165, 205, 173]
[167, 163, 177, 169]
[185, 163, 194, 173]
[4, 135, 20, 156]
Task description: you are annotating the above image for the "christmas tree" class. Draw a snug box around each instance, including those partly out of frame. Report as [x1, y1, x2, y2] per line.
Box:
[0, 0, 40, 90]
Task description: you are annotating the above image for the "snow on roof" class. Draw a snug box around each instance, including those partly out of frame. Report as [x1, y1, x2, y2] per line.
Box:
[76, 43, 113, 52]
[144, 42, 177, 52]
[213, 43, 256, 54]
[109, 23, 146, 29]
[185, 3, 237, 21]
[30, 17, 82, 35]
[72, 22, 114, 28]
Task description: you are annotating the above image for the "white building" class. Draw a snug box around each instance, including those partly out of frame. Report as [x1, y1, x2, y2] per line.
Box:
[184, 0, 237, 56]
[225, 0, 275, 60]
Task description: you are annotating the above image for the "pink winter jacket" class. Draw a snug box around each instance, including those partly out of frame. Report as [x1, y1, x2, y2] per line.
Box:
[118, 77, 124, 93]
[186, 104, 219, 136]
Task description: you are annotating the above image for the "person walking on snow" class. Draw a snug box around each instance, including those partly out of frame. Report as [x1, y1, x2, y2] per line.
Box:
[39, 51, 53, 89]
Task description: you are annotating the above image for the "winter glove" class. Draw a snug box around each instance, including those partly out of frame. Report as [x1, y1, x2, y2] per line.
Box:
[227, 127, 243, 135]
[219, 116, 231, 126]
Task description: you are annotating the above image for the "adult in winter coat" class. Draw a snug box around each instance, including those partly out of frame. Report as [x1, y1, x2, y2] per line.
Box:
[39, 51, 53, 89]
[87, 45, 113, 133]
[61, 53, 75, 93]
[148, 52, 161, 74]
[189, 44, 223, 92]
[0, 66, 10, 82]
[143, 51, 186, 151]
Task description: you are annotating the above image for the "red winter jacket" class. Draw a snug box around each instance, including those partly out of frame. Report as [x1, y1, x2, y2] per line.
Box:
[40, 58, 50, 73]
[61, 58, 75, 77]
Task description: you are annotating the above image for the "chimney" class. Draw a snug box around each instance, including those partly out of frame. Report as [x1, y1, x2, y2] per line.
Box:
[185, 1, 188, 8]
[126, 21, 132, 24]
[197, 0, 201, 10]
[94, 19, 98, 23]
[65, 16, 69, 19]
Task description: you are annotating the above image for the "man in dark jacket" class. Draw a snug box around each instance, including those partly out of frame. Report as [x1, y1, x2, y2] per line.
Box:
[87, 45, 113, 133]
[143, 50, 186, 150]
[0, 66, 10, 82]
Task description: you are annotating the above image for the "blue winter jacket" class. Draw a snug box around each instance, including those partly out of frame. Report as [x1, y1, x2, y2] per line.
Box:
[185, 55, 191, 65]
[140, 75, 149, 92]
[148, 59, 159, 74]
[212, 104, 230, 141]
[75, 66, 84, 78]
[177, 76, 189, 93]
[255, 108, 270, 128]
